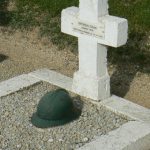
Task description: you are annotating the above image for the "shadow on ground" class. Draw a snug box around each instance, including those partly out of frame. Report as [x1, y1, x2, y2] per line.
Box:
[109, 31, 150, 97]
[0, 54, 8, 62]
[0, 0, 11, 26]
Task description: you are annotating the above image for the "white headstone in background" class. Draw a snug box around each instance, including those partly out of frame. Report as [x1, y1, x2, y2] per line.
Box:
[61, 0, 128, 100]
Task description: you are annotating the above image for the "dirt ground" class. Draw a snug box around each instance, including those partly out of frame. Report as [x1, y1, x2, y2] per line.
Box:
[0, 27, 150, 109]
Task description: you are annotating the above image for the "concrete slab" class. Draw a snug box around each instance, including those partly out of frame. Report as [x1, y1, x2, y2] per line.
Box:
[99, 95, 150, 124]
[77, 121, 150, 150]
[29, 68, 73, 91]
[0, 74, 40, 97]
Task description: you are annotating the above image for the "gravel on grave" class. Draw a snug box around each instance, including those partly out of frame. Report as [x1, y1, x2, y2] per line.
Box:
[0, 82, 129, 150]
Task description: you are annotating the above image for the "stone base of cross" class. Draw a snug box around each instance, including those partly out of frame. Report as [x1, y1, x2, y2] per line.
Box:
[61, 0, 128, 101]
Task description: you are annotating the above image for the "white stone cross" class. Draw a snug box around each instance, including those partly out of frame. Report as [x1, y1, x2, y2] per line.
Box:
[61, 0, 128, 101]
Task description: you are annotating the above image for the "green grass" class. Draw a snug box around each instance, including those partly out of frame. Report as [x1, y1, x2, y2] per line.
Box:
[0, 0, 150, 66]
[109, 0, 150, 31]
[15, 0, 78, 16]
[108, 0, 150, 66]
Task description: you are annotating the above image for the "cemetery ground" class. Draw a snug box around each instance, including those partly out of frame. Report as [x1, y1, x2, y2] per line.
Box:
[0, 0, 150, 149]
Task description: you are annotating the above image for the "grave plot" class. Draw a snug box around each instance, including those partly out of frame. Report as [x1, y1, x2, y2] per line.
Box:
[0, 72, 150, 150]
[0, 82, 129, 150]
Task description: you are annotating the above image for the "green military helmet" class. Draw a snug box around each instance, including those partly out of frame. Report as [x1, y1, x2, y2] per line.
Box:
[31, 89, 80, 128]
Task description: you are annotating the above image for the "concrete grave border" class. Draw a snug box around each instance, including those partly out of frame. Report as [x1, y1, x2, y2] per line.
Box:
[0, 68, 150, 150]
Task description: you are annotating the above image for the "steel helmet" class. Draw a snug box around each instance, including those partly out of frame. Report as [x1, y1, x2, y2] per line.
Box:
[31, 89, 80, 128]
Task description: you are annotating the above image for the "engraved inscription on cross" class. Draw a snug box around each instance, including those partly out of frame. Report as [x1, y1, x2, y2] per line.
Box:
[61, 0, 128, 101]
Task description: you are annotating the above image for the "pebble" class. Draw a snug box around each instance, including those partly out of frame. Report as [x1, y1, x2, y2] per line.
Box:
[16, 144, 21, 148]
[83, 137, 89, 142]
[58, 139, 64, 142]
[29, 124, 33, 127]
[48, 138, 54, 143]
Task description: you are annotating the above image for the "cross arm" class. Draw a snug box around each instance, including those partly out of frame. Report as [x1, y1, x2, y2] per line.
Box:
[61, 7, 128, 47]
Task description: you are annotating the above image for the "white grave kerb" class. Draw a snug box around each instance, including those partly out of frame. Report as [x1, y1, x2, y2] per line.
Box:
[61, 0, 128, 101]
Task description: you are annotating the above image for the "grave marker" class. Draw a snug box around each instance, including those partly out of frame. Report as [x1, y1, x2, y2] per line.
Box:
[61, 0, 128, 100]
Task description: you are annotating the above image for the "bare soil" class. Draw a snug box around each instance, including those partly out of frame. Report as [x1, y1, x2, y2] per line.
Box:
[0, 27, 150, 109]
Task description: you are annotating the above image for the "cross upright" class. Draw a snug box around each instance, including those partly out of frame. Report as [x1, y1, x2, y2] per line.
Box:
[61, 0, 128, 101]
